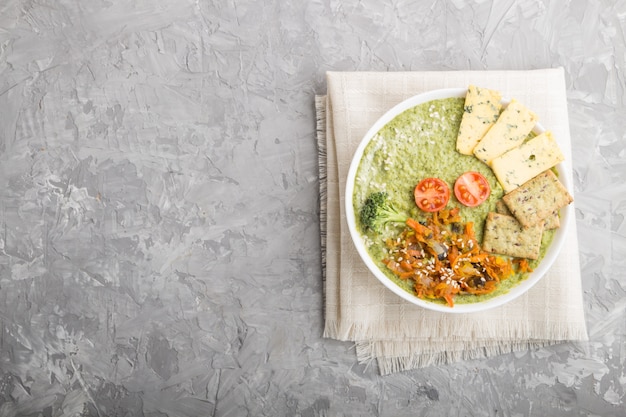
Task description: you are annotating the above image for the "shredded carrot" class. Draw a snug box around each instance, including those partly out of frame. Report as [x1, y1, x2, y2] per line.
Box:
[382, 208, 515, 307]
[405, 218, 433, 241]
[514, 258, 534, 273]
[433, 207, 461, 226]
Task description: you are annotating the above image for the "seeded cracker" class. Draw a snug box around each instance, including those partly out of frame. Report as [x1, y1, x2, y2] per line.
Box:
[543, 211, 560, 230]
[495, 200, 512, 216]
[496, 199, 560, 230]
[482, 212, 544, 260]
[502, 170, 572, 229]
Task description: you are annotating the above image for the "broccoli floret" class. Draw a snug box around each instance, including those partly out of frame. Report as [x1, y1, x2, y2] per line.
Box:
[359, 191, 408, 232]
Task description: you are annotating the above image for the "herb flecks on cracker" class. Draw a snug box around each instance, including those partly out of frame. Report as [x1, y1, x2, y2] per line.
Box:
[456, 85, 503, 155]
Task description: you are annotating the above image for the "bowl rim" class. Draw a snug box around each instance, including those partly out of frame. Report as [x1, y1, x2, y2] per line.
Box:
[344, 87, 572, 313]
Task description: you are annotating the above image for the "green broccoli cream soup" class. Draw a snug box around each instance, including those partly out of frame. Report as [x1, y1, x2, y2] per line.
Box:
[352, 97, 554, 305]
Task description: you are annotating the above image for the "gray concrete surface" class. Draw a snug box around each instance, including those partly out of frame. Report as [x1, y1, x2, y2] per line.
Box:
[0, 0, 624, 416]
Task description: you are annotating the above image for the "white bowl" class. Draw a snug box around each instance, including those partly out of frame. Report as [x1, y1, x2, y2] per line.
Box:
[345, 88, 572, 313]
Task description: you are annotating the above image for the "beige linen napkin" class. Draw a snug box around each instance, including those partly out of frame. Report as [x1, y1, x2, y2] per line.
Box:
[317, 69, 588, 374]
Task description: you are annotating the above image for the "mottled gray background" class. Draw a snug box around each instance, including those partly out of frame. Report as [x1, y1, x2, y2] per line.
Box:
[0, 0, 624, 416]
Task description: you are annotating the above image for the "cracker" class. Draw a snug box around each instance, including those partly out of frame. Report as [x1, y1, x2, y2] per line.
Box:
[543, 212, 561, 230]
[456, 85, 502, 155]
[502, 170, 572, 228]
[496, 199, 560, 230]
[495, 200, 512, 216]
[473, 99, 537, 165]
[482, 212, 544, 260]
[491, 131, 565, 193]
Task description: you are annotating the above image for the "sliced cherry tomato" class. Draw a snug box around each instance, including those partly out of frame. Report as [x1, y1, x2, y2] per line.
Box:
[454, 171, 491, 207]
[414, 177, 450, 212]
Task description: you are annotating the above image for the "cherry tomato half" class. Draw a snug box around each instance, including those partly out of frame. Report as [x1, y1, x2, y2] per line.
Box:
[414, 177, 450, 212]
[454, 171, 491, 207]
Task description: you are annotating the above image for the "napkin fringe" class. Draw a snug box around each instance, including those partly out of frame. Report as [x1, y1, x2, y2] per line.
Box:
[323, 319, 340, 340]
[327, 318, 589, 343]
[357, 340, 561, 375]
[315, 95, 328, 308]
